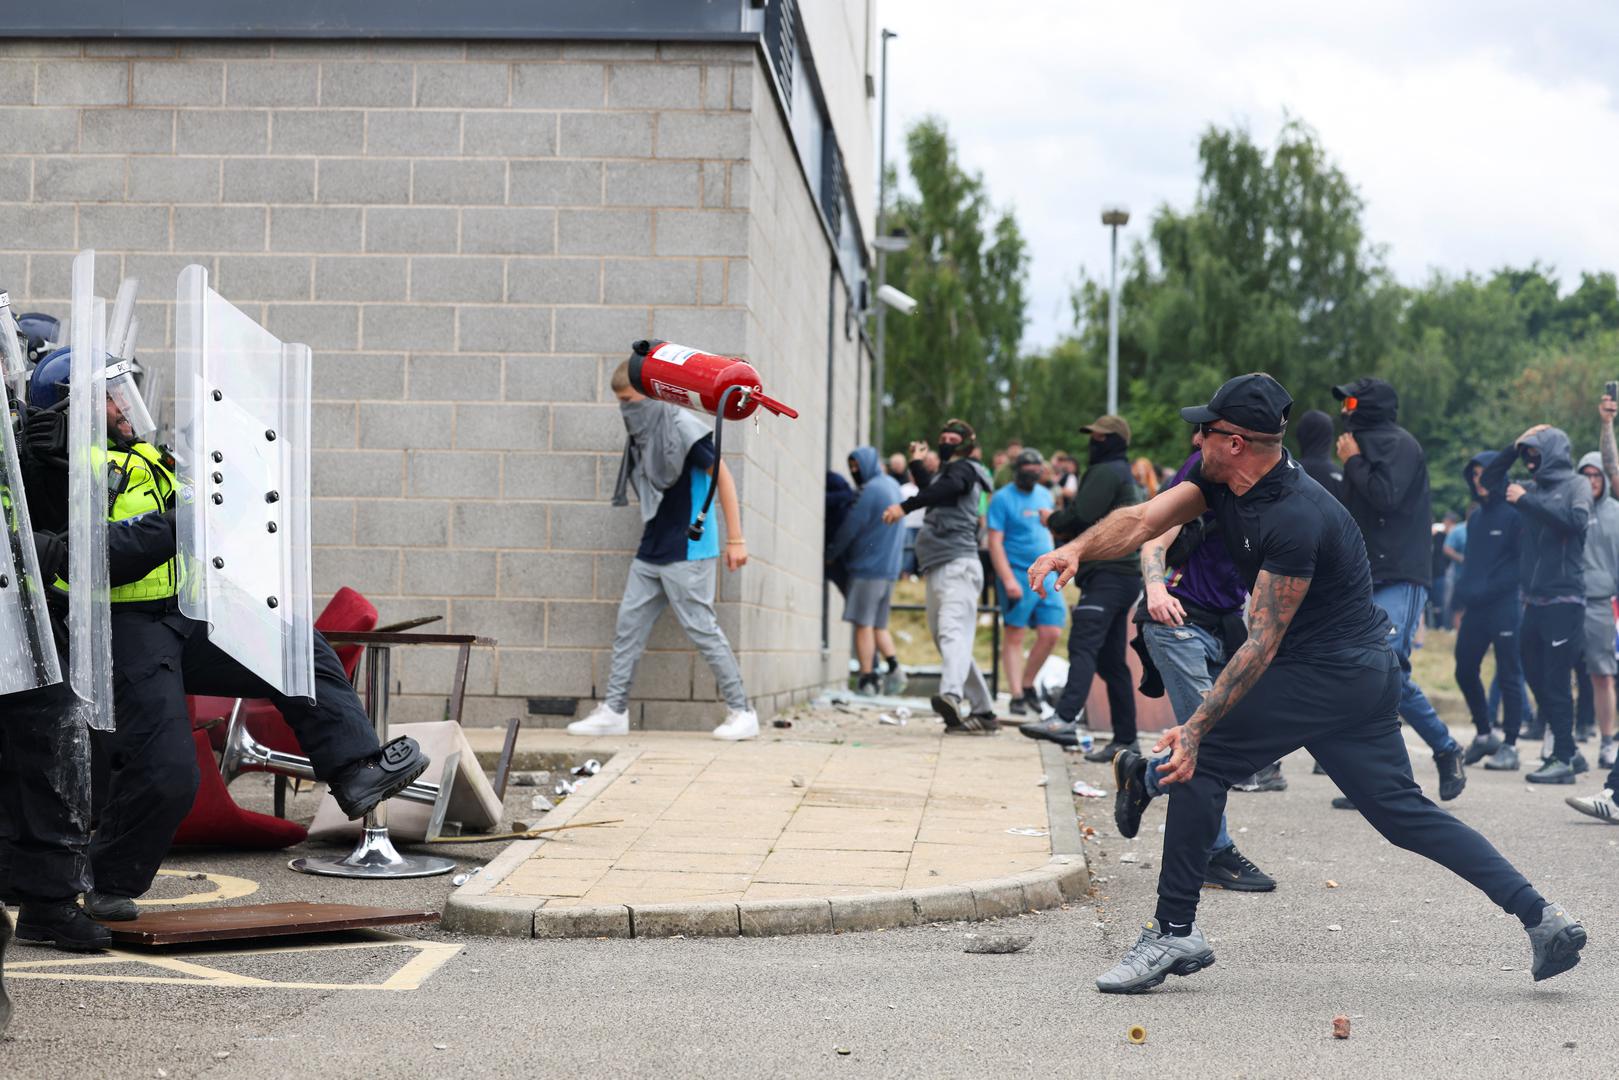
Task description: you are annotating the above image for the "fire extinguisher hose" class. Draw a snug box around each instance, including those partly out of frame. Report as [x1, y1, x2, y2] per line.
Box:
[686, 383, 745, 542]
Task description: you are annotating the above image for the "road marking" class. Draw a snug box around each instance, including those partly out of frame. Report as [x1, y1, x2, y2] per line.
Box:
[9, 931, 461, 992]
[136, 868, 261, 906]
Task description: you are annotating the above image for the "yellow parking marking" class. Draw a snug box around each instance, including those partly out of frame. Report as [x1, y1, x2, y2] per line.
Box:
[135, 869, 261, 906]
[9, 931, 461, 992]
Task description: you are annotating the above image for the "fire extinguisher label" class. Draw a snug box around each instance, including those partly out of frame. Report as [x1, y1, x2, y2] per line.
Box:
[649, 378, 701, 410]
[650, 342, 700, 366]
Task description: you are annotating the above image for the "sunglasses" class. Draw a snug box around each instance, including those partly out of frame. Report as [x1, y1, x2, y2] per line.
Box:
[1198, 422, 1245, 440]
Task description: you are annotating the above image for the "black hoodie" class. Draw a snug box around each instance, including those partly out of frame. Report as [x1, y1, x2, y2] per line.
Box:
[1479, 427, 1590, 600]
[1332, 377, 1433, 587]
[1294, 409, 1343, 502]
[1453, 451, 1521, 606]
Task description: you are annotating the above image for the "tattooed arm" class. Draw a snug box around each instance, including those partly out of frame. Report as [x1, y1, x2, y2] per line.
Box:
[1028, 481, 1206, 596]
[1141, 527, 1187, 626]
[1601, 393, 1619, 498]
[1152, 569, 1311, 784]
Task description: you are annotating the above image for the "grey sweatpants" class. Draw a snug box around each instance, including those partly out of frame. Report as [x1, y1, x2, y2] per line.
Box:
[605, 557, 748, 713]
[924, 555, 994, 714]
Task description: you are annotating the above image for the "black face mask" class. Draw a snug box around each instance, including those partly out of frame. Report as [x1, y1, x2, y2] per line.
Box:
[1088, 433, 1127, 464]
[849, 463, 862, 485]
[937, 441, 958, 462]
[1015, 470, 1040, 492]
[1522, 449, 1540, 474]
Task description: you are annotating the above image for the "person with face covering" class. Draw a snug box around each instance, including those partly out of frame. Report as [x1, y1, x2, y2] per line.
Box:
[986, 449, 1065, 716]
[1020, 415, 1145, 761]
[1479, 424, 1592, 783]
[570, 361, 756, 741]
[1453, 452, 1527, 770]
[1293, 409, 1343, 501]
[827, 447, 907, 697]
[883, 420, 997, 732]
[1332, 377, 1466, 804]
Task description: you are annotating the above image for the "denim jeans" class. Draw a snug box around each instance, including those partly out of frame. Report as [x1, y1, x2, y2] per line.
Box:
[1372, 582, 1461, 755]
[1140, 620, 1233, 853]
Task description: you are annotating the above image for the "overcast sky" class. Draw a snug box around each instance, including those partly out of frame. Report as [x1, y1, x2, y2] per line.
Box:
[875, 0, 1619, 348]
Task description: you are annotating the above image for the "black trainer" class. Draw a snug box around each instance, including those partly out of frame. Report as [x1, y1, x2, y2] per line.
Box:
[1021, 687, 1042, 713]
[1435, 749, 1466, 801]
[1203, 844, 1276, 892]
[1008, 693, 1028, 716]
[966, 711, 1001, 735]
[1331, 796, 1356, 810]
[1017, 716, 1081, 747]
[81, 890, 139, 921]
[1464, 731, 1502, 765]
[16, 901, 113, 951]
[1112, 748, 1152, 839]
[1084, 740, 1136, 764]
[329, 737, 430, 820]
[856, 672, 881, 696]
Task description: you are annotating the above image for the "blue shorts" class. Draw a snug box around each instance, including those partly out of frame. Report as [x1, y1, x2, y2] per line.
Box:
[996, 571, 1066, 629]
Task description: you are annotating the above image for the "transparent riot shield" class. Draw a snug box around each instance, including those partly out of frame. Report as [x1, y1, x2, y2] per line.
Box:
[67, 250, 113, 729]
[0, 346, 62, 696]
[175, 264, 314, 700]
[0, 284, 25, 391]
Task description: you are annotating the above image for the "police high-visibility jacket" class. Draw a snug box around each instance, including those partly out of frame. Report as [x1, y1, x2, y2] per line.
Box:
[51, 441, 179, 603]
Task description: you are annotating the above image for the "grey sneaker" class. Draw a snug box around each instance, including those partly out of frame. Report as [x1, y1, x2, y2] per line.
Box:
[1464, 732, 1502, 765]
[1527, 759, 1577, 785]
[1526, 902, 1586, 982]
[1233, 762, 1287, 792]
[882, 666, 909, 697]
[1483, 743, 1520, 771]
[1096, 920, 1216, 994]
[1600, 738, 1617, 769]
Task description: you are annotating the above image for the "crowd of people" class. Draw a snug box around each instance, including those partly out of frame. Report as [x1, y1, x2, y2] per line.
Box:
[810, 370, 1619, 992]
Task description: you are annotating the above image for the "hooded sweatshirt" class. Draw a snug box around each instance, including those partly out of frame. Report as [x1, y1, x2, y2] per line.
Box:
[1453, 451, 1521, 606]
[826, 446, 905, 580]
[1577, 450, 1619, 599]
[1335, 377, 1433, 587]
[1294, 409, 1344, 502]
[1480, 428, 1590, 601]
[1047, 436, 1143, 581]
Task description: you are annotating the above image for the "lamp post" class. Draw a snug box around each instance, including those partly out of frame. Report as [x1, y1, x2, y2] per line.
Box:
[1101, 205, 1130, 416]
[873, 28, 897, 453]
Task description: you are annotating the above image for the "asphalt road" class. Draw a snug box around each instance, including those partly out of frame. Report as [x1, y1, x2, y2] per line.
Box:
[5, 732, 1619, 1079]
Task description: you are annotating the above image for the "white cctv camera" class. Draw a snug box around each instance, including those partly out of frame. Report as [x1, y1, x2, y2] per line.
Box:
[877, 283, 918, 316]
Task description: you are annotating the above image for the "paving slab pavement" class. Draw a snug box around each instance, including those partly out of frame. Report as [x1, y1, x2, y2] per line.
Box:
[446, 704, 1088, 936]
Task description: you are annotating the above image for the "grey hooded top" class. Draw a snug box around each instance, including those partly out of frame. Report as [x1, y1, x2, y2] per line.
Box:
[616, 398, 713, 524]
[1578, 450, 1619, 599]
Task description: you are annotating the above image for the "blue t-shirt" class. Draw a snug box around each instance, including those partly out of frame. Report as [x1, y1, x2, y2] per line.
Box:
[637, 436, 721, 564]
[986, 483, 1054, 569]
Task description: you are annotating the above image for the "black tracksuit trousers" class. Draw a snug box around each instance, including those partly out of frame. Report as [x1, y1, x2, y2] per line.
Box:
[1454, 594, 1525, 740]
[1054, 571, 1140, 741]
[90, 609, 376, 898]
[1155, 650, 1544, 928]
[0, 681, 92, 904]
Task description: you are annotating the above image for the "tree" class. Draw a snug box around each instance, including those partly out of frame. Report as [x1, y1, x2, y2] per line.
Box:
[879, 117, 1029, 452]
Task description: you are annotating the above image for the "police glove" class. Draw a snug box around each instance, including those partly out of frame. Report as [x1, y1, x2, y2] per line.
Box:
[24, 399, 70, 470]
[31, 530, 67, 584]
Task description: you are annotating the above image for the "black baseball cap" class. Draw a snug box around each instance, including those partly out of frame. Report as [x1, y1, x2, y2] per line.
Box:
[1179, 373, 1293, 435]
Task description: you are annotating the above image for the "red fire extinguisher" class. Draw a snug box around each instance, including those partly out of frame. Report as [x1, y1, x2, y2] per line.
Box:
[628, 339, 799, 420]
[624, 339, 798, 541]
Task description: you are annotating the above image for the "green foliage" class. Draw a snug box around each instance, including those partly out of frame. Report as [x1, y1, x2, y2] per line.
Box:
[878, 117, 1029, 450]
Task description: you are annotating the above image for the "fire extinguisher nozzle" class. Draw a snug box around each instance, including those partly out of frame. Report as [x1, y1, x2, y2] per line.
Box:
[752, 392, 798, 420]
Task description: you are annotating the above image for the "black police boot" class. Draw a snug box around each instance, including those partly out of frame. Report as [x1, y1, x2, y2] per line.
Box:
[328, 737, 430, 820]
[17, 900, 114, 950]
[1, 906, 13, 1036]
[80, 891, 139, 922]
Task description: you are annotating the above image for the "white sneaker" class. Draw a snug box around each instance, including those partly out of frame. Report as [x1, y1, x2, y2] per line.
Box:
[1601, 739, 1618, 769]
[1565, 788, 1619, 823]
[567, 704, 629, 736]
[712, 707, 759, 741]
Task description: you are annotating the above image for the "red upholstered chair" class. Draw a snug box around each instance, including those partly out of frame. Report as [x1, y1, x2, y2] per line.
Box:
[172, 728, 308, 849]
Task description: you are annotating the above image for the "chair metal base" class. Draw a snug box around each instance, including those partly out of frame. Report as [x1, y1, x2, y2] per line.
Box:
[289, 827, 456, 879]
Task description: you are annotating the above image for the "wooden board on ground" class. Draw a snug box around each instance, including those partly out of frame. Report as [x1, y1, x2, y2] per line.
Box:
[103, 903, 440, 946]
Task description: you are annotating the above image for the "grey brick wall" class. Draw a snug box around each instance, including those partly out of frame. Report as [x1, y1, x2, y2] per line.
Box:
[0, 38, 868, 729]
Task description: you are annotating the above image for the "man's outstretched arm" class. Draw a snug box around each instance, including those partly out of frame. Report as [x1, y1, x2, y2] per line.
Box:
[1026, 481, 1205, 595]
[1152, 569, 1310, 784]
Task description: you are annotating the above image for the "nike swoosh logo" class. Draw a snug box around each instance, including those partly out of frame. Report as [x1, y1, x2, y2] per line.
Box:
[1552, 639, 1570, 647]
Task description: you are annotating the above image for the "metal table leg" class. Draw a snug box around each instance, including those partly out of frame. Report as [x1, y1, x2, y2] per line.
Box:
[289, 645, 456, 879]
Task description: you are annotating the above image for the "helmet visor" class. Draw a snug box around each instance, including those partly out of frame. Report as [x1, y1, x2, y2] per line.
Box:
[0, 300, 23, 380]
[106, 363, 156, 442]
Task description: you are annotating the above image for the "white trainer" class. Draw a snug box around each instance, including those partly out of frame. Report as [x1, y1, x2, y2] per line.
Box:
[712, 707, 759, 741]
[1565, 788, 1619, 824]
[567, 704, 629, 736]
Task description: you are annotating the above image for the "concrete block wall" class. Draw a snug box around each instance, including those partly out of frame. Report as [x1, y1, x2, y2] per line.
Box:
[0, 37, 868, 728]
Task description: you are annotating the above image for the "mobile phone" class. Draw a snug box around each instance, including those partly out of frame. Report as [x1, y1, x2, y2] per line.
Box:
[1607, 380, 1618, 401]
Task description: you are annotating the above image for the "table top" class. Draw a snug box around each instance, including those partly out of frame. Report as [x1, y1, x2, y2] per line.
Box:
[323, 631, 497, 647]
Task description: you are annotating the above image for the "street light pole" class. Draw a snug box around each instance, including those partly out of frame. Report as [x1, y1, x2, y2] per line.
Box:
[1101, 206, 1130, 416]
[873, 28, 896, 454]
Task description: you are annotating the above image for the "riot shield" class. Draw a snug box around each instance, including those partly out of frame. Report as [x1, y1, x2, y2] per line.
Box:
[67, 250, 113, 729]
[175, 264, 314, 700]
[0, 284, 25, 389]
[0, 342, 62, 696]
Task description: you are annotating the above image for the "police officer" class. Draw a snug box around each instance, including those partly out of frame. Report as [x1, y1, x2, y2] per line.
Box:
[21, 349, 430, 921]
